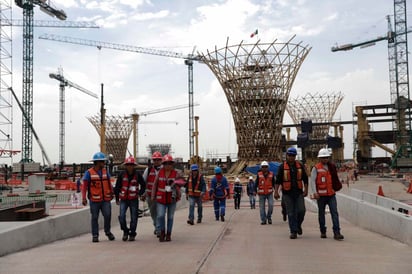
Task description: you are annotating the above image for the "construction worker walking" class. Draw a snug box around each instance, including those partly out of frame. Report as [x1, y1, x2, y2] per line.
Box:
[310, 148, 344, 240]
[233, 177, 243, 209]
[255, 161, 275, 225]
[246, 176, 256, 209]
[274, 147, 309, 239]
[142, 151, 163, 237]
[114, 156, 146, 241]
[81, 152, 115, 243]
[185, 164, 206, 225]
[209, 167, 230, 222]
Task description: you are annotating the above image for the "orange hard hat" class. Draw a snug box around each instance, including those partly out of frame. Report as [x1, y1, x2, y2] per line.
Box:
[162, 154, 174, 163]
[124, 156, 137, 165]
[152, 151, 162, 160]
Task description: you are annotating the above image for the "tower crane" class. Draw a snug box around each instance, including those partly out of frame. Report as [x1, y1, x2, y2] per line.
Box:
[38, 33, 204, 160]
[331, 0, 411, 163]
[49, 67, 98, 165]
[13, 1, 99, 164]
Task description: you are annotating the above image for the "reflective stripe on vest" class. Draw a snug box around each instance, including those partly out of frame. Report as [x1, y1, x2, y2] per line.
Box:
[315, 163, 335, 196]
[119, 173, 139, 200]
[88, 168, 112, 202]
[282, 161, 303, 191]
[146, 167, 158, 195]
[156, 168, 178, 204]
[188, 174, 202, 197]
[257, 171, 273, 195]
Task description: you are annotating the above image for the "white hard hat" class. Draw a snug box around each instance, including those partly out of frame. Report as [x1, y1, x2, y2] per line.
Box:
[249, 176, 253, 180]
[318, 148, 331, 158]
[235, 178, 240, 183]
[261, 161, 269, 167]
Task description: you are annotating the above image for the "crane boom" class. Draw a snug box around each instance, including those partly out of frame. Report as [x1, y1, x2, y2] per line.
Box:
[1, 19, 99, 28]
[49, 73, 98, 98]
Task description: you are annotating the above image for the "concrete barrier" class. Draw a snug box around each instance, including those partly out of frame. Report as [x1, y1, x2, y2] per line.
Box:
[0, 196, 188, 257]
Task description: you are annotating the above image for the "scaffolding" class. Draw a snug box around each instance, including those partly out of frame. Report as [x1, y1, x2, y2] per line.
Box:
[200, 36, 311, 169]
[88, 114, 133, 163]
[147, 144, 172, 157]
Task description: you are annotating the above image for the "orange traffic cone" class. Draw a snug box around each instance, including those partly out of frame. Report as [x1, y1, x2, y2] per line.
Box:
[377, 185, 385, 196]
[407, 181, 412, 194]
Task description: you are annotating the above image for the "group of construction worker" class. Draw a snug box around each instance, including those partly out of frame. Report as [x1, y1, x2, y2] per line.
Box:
[81, 146, 344, 242]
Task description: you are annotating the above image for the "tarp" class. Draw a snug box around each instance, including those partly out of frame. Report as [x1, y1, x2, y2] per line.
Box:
[245, 162, 281, 176]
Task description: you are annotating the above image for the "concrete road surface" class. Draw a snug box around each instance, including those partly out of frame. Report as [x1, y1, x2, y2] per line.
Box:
[1, 201, 411, 274]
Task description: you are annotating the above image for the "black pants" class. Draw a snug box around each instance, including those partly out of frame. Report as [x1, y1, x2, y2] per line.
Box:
[234, 194, 241, 209]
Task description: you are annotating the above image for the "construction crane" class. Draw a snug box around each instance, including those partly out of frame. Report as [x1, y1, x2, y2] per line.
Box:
[13, 1, 99, 164]
[38, 33, 204, 160]
[49, 67, 98, 165]
[331, 0, 411, 162]
[0, 19, 98, 28]
[129, 103, 199, 158]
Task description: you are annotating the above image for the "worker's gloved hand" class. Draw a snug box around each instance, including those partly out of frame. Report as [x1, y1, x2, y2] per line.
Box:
[82, 199, 87, 206]
[273, 192, 280, 200]
[140, 195, 146, 202]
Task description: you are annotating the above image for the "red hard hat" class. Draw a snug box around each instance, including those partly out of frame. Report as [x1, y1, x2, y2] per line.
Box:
[152, 151, 162, 160]
[162, 154, 174, 163]
[124, 156, 136, 165]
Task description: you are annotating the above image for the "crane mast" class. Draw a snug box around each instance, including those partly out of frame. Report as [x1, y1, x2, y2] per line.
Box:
[38, 33, 203, 160]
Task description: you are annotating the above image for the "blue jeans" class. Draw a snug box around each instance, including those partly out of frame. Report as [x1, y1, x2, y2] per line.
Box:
[213, 198, 226, 218]
[188, 196, 203, 221]
[157, 202, 177, 234]
[118, 199, 138, 236]
[146, 196, 158, 232]
[89, 201, 112, 237]
[248, 195, 256, 208]
[282, 194, 306, 234]
[317, 195, 341, 234]
[258, 194, 274, 222]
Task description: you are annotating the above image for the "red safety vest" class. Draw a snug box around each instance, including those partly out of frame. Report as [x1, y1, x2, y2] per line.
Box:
[119, 172, 139, 200]
[282, 161, 303, 191]
[314, 163, 335, 196]
[155, 168, 178, 204]
[257, 171, 274, 195]
[146, 167, 158, 196]
[188, 174, 203, 197]
[88, 168, 113, 202]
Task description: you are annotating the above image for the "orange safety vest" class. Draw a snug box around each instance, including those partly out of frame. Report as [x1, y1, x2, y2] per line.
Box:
[188, 174, 203, 197]
[119, 172, 139, 200]
[146, 167, 158, 196]
[314, 163, 335, 196]
[282, 161, 303, 191]
[155, 168, 178, 204]
[257, 171, 274, 195]
[88, 168, 113, 202]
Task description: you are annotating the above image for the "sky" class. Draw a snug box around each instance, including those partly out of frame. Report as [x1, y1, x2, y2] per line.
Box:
[3, 0, 411, 165]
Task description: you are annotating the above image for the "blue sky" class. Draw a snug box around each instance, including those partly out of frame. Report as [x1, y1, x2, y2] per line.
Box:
[6, 0, 410, 164]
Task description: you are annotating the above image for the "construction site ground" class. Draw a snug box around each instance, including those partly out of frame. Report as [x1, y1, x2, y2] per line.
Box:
[1, 173, 412, 273]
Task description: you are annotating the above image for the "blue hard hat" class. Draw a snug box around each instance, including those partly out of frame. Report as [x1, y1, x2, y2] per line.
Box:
[214, 166, 222, 174]
[92, 152, 107, 162]
[191, 164, 199, 171]
[286, 147, 297, 156]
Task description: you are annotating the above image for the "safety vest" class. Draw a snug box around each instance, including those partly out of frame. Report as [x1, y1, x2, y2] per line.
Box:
[119, 172, 139, 200]
[188, 174, 203, 197]
[282, 161, 303, 191]
[146, 166, 158, 196]
[87, 168, 113, 202]
[155, 168, 178, 204]
[314, 163, 335, 196]
[257, 171, 274, 195]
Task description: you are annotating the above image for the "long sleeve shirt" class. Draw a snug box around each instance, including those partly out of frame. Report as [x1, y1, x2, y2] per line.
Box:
[185, 174, 206, 195]
[114, 170, 146, 201]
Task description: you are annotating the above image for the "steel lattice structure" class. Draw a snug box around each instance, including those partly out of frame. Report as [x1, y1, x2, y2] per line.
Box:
[88, 115, 133, 163]
[286, 92, 344, 158]
[200, 36, 311, 163]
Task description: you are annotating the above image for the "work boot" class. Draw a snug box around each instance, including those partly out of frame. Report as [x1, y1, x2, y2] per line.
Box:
[261, 220, 266, 225]
[159, 231, 165, 242]
[334, 233, 344, 241]
[197, 218, 202, 224]
[215, 216, 219, 221]
[320, 233, 327, 238]
[128, 235, 136, 242]
[187, 219, 194, 225]
[92, 236, 99, 243]
[122, 231, 129, 241]
[267, 218, 272, 225]
[220, 215, 225, 222]
[297, 226, 303, 235]
[282, 213, 287, 222]
[290, 233, 297, 239]
[166, 233, 171, 242]
[106, 232, 115, 241]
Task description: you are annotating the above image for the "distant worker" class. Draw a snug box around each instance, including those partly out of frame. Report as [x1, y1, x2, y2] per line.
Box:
[254, 161, 275, 225]
[185, 164, 206, 225]
[114, 156, 146, 241]
[151, 154, 181, 242]
[233, 177, 243, 209]
[274, 147, 308, 239]
[82, 152, 115, 243]
[76, 177, 81, 193]
[246, 176, 256, 209]
[209, 166, 230, 222]
[310, 148, 344, 240]
[143, 151, 163, 237]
